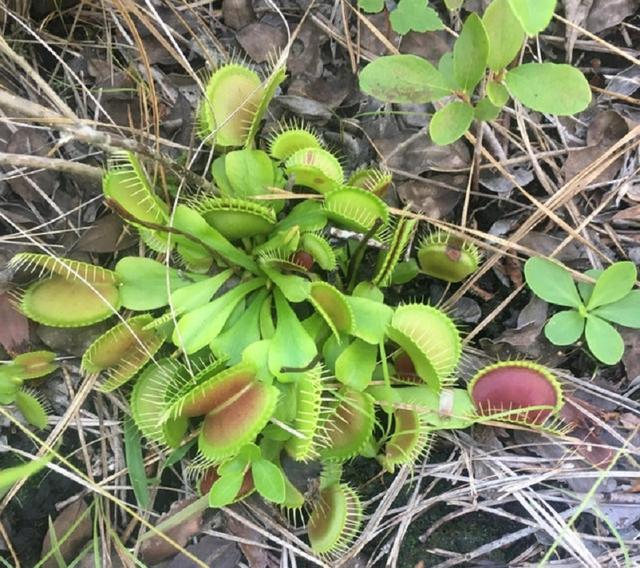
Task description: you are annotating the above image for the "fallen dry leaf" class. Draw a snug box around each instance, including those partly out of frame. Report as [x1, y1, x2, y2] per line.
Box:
[0, 292, 29, 355]
[140, 497, 204, 565]
[226, 514, 268, 568]
[395, 175, 462, 218]
[222, 0, 255, 30]
[237, 20, 287, 63]
[74, 213, 136, 253]
[6, 128, 58, 203]
[562, 110, 629, 186]
[40, 499, 92, 568]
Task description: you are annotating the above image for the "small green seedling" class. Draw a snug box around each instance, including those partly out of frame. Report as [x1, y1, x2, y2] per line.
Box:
[525, 257, 640, 365]
[359, 0, 592, 145]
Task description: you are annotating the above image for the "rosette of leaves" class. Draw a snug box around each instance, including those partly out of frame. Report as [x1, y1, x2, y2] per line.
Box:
[525, 257, 640, 365]
[0, 351, 57, 429]
[359, 0, 592, 145]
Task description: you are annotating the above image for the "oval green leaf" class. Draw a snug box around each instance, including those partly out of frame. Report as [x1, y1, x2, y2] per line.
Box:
[251, 459, 285, 504]
[429, 101, 474, 146]
[483, 0, 525, 71]
[584, 315, 624, 365]
[592, 290, 640, 328]
[508, 0, 556, 35]
[453, 13, 489, 94]
[359, 54, 451, 104]
[505, 63, 592, 115]
[487, 81, 510, 107]
[544, 309, 585, 346]
[587, 261, 637, 311]
[209, 473, 244, 507]
[524, 257, 583, 308]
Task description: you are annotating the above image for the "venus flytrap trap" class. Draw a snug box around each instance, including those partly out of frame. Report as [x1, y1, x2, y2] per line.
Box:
[359, 0, 592, 145]
[0, 351, 57, 429]
[525, 257, 640, 365]
[6, 55, 595, 560]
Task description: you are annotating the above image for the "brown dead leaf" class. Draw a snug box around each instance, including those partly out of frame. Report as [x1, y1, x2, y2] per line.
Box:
[237, 20, 287, 64]
[586, 0, 640, 32]
[613, 204, 640, 222]
[6, 128, 58, 202]
[168, 535, 241, 568]
[395, 175, 462, 218]
[400, 30, 451, 65]
[0, 292, 29, 355]
[620, 329, 640, 380]
[375, 131, 470, 176]
[226, 514, 268, 568]
[562, 110, 629, 185]
[287, 22, 326, 79]
[140, 497, 204, 565]
[222, 0, 255, 30]
[74, 213, 136, 253]
[288, 67, 356, 109]
[359, 12, 399, 57]
[40, 500, 92, 568]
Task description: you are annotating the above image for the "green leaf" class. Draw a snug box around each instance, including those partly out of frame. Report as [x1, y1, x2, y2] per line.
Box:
[335, 339, 378, 391]
[259, 262, 310, 303]
[474, 98, 501, 121]
[577, 268, 602, 304]
[251, 459, 286, 504]
[487, 81, 510, 106]
[429, 101, 474, 145]
[172, 205, 259, 273]
[544, 309, 585, 345]
[592, 291, 640, 328]
[445, 0, 464, 8]
[223, 149, 277, 199]
[173, 278, 264, 354]
[390, 0, 444, 35]
[116, 257, 197, 311]
[170, 270, 233, 315]
[358, 0, 384, 12]
[508, 0, 556, 35]
[124, 417, 151, 509]
[0, 368, 22, 405]
[505, 63, 592, 115]
[524, 257, 583, 308]
[345, 295, 393, 344]
[268, 290, 318, 378]
[587, 261, 637, 310]
[15, 390, 48, 429]
[208, 473, 244, 507]
[359, 54, 451, 104]
[483, 0, 525, 71]
[210, 289, 268, 364]
[391, 259, 420, 285]
[585, 315, 624, 365]
[438, 53, 459, 91]
[453, 13, 489, 94]
[0, 453, 53, 499]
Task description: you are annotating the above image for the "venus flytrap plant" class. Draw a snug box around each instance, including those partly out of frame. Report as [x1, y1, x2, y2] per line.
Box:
[7, 55, 595, 559]
[359, 0, 592, 145]
[525, 257, 640, 365]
